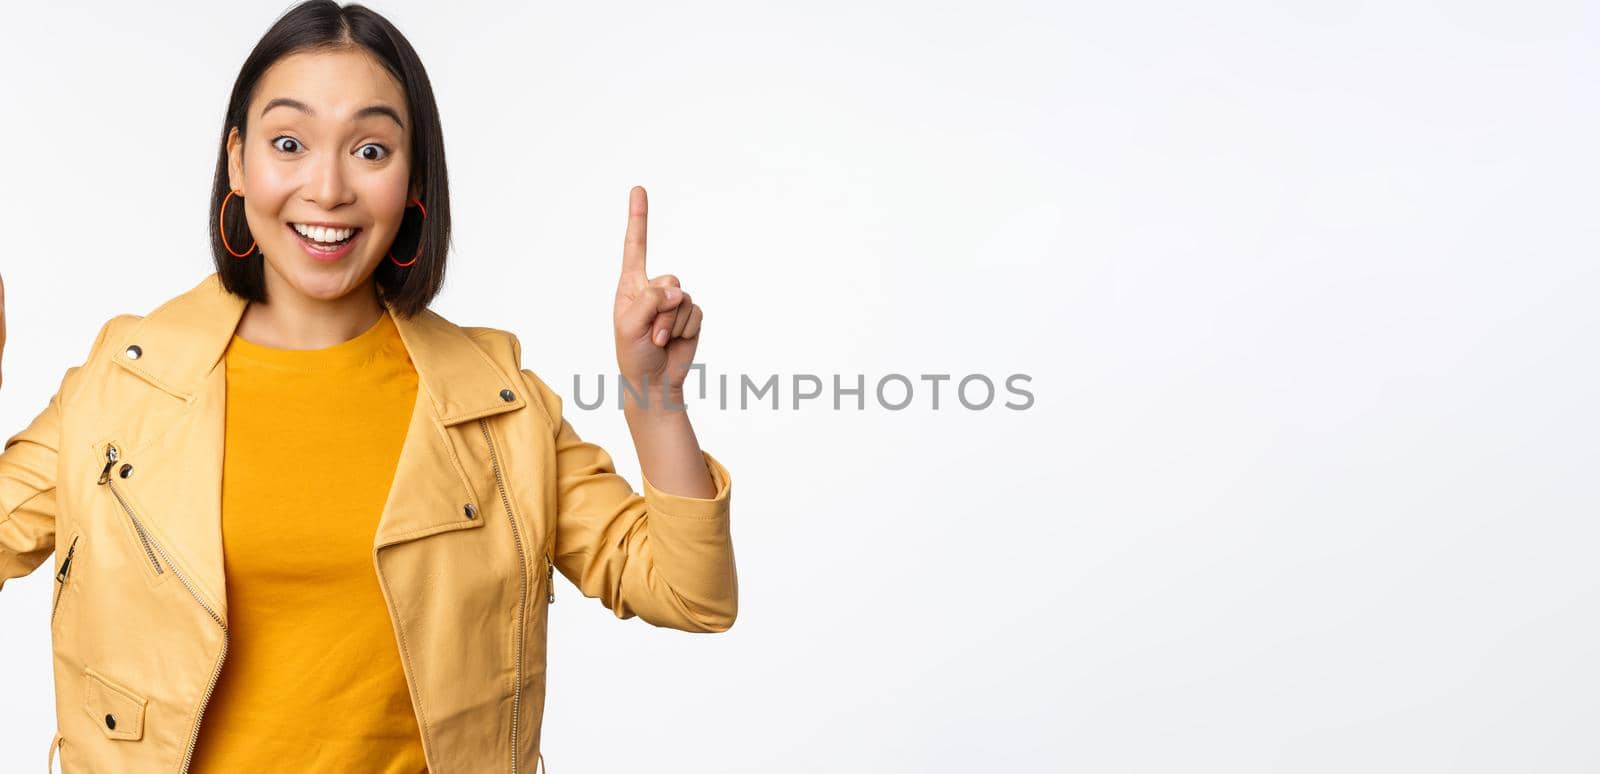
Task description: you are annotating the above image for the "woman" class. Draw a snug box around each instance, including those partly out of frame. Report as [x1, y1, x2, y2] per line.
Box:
[0, 3, 737, 772]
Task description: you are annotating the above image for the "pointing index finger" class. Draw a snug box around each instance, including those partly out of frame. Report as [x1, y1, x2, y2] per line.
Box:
[621, 185, 648, 280]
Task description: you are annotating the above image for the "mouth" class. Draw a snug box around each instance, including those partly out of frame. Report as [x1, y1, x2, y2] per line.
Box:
[287, 222, 364, 261]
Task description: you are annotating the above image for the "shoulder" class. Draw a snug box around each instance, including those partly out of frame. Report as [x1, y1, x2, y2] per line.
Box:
[460, 324, 523, 367]
[80, 312, 143, 369]
[455, 323, 563, 426]
[80, 269, 216, 365]
[50, 312, 144, 406]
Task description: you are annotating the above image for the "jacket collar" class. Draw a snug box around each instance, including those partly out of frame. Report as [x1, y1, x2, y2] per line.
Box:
[109, 272, 527, 425]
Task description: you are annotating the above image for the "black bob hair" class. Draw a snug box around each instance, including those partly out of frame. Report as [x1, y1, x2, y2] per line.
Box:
[208, 0, 450, 318]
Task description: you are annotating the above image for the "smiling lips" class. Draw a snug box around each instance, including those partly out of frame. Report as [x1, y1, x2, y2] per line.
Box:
[287, 222, 363, 261]
[291, 222, 358, 244]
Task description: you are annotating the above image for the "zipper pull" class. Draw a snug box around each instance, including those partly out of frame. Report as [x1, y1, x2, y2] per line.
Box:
[97, 444, 119, 485]
[546, 555, 555, 604]
[56, 537, 78, 583]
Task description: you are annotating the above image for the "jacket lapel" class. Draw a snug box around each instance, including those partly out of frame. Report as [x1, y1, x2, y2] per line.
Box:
[98, 272, 528, 620]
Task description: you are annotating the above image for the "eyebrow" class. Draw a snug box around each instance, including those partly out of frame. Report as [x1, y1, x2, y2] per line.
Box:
[260, 97, 405, 130]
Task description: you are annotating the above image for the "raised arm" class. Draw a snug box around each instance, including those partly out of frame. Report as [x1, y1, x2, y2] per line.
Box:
[0, 384, 66, 591]
[519, 186, 737, 631]
[521, 366, 737, 633]
[0, 277, 118, 591]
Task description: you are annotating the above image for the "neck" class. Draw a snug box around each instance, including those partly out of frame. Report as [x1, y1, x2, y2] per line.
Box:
[235, 263, 386, 350]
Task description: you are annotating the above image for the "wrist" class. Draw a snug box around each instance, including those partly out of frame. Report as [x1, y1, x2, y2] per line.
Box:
[621, 382, 688, 414]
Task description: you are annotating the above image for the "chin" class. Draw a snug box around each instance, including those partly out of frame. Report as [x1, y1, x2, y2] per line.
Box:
[268, 255, 377, 301]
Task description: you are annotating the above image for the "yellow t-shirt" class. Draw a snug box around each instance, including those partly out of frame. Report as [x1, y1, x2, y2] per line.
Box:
[190, 311, 427, 774]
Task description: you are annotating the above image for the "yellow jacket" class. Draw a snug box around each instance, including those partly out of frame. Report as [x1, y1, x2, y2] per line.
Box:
[0, 272, 738, 773]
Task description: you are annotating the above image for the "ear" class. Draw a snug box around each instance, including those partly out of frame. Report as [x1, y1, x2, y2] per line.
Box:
[226, 127, 245, 192]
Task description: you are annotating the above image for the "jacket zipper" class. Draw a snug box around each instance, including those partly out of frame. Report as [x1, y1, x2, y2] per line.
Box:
[97, 443, 228, 774]
[51, 534, 80, 625]
[479, 417, 529, 773]
[99, 446, 163, 575]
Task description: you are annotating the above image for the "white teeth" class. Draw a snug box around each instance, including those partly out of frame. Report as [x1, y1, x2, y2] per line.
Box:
[292, 223, 356, 243]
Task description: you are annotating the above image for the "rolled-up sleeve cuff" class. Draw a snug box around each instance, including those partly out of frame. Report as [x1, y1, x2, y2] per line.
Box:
[642, 450, 731, 521]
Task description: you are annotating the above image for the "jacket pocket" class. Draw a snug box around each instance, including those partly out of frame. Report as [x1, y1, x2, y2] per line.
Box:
[82, 667, 147, 742]
[50, 532, 80, 626]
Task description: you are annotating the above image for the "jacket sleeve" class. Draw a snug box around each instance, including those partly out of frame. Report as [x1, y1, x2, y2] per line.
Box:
[0, 317, 115, 592]
[518, 366, 738, 633]
[0, 385, 66, 592]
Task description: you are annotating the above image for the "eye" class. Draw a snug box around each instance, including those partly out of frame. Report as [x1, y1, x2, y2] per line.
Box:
[356, 143, 390, 161]
[271, 136, 302, 154]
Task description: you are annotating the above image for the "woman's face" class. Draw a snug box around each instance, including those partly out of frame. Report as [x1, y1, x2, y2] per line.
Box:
[227, 48, 415, 304]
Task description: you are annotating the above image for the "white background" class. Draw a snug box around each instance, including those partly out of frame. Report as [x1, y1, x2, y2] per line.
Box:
[3, 1, 1597, 772]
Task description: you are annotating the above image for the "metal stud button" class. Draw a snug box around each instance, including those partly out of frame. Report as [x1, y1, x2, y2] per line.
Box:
[499, 388, 515, 402]
[125, 345, 142, 360]
[105, 713, 116, 730]
[119, 463, 133, 478]
[464, 503, 478, 519]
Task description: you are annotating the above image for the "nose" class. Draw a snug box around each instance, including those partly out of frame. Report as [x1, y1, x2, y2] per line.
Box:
[302, 147, 354, 211]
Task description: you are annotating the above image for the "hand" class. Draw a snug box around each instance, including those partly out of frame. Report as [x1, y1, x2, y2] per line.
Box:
[613, 186, 702, 407]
